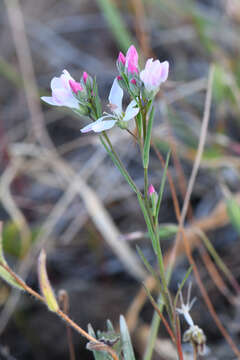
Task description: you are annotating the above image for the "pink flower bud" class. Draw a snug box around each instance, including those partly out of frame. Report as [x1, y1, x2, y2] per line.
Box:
[148, 184, 156, 196]
[140, 58, 169, 92]
[117, 75, 122, 81]
[69, 79, 83, 94]
[130, 78, 137, 85]
[83, 71, 88, 83]
[126, 45, 139, 74]
[117, 52, 126, 65]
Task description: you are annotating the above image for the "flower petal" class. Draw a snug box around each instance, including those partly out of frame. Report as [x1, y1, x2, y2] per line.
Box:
[160, 61, 169, 82]
[53, 88, 79, 109]
[61, 69, 75, 89]
[123, 100, 139, 122]
[80, 116, 114, 133]
[41, 96, 61, 106]
[108, 78, 123, 116]
[50, 77, 62, 91]
[126, 45, 138, 69]
[92, 119, 116, 132]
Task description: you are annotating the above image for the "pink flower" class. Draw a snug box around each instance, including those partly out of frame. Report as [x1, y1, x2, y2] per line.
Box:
[69, 79, 83, 94]
[140, 58, 169, 92]
[41, 70, 79, 109]
[83, 71, 88, 83]
[117, 52, 126, 65]
[126, 45, 139, 74]
[130, 78, 137, 85]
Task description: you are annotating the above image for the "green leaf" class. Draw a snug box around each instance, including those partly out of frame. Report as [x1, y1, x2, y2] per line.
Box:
[143, 107, 155, 169]
[156, 150, 171, 219]
[38, 249, 59, 312]
[120, 315, 136, 360]
[226, 197, 240, 235]
[96, 0, 133, 51]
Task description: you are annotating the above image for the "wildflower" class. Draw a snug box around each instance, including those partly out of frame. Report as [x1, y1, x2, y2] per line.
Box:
[176, 283, 206, 355]
[117, 45, 139, 75]
[140, 58, 169, 93]
[81, 78, 139, 133]
[41, 69, 80, 109]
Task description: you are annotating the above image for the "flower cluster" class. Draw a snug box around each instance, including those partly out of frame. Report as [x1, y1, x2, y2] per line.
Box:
[41, 45, 169, 134]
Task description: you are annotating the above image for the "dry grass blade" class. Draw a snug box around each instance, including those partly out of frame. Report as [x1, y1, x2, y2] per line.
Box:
[4, 0, 53, 149]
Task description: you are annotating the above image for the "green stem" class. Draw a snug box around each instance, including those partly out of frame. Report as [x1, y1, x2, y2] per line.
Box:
[144, 167, 149, 201]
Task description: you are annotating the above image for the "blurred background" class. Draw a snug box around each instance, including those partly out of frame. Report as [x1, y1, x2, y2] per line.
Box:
[1, 0, 240, 359]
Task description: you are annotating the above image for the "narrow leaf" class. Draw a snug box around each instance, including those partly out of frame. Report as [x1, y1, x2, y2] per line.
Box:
[143, 107, 155, 169]
[38, 249, 59, 312]
[120, 315, 136, 360]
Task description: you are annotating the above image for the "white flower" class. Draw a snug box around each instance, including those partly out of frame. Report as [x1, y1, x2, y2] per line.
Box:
[176, 282, 196, 327]
[140, 58, 169, 92]
[81, 78, 139, 133]
[41, 69, 79, 109]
